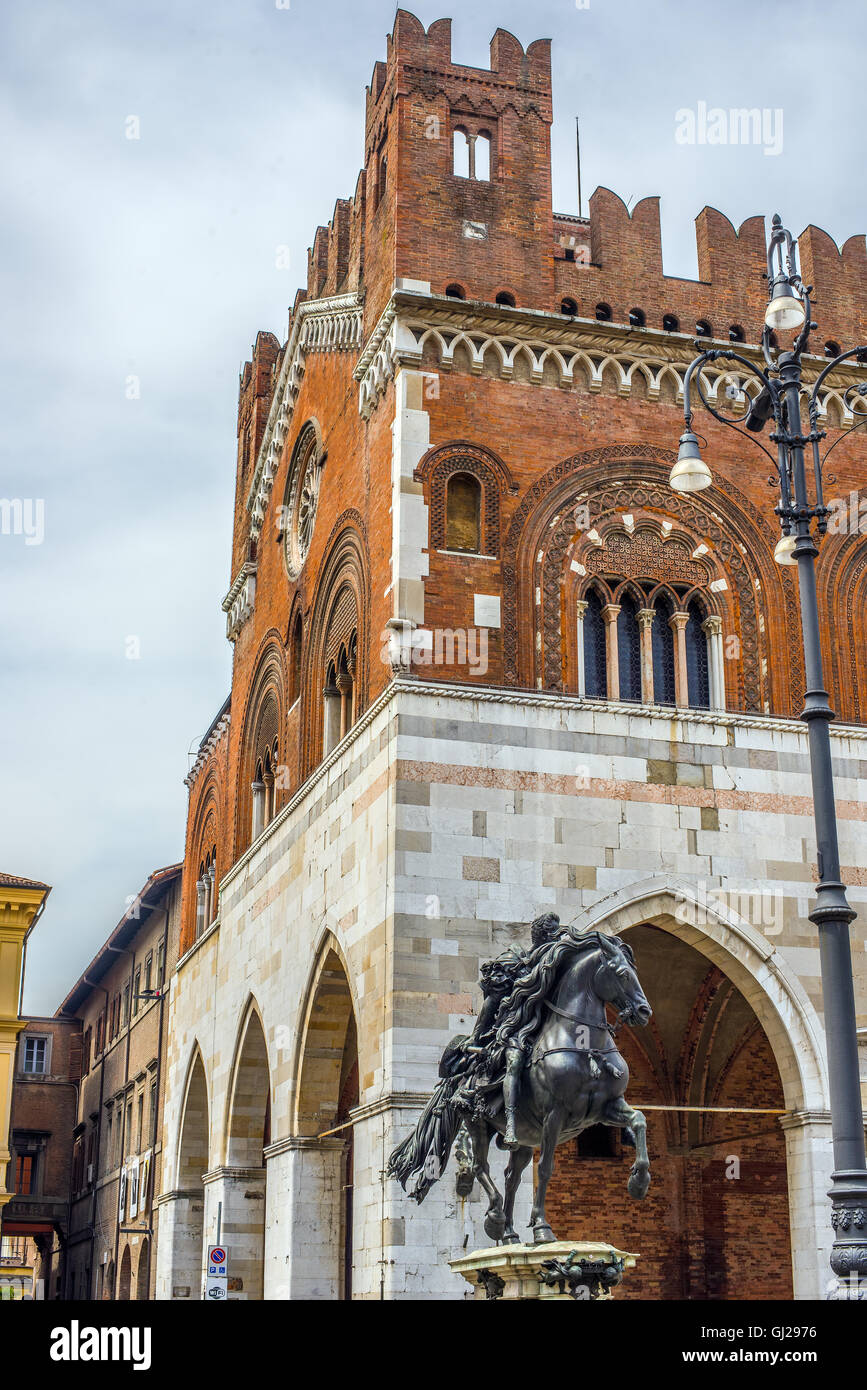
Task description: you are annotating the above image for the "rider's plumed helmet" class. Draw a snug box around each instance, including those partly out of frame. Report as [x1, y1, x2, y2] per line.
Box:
[530, 912, 562, 948]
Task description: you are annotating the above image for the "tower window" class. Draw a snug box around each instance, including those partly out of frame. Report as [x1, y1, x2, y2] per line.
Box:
[651, 595, 676, 706]
[560, 297, 578, 316]
[662, 313, 679, 332]
[728, 324, 745, 343]
[695, 319, 712, 338]
[445, 283, 466, 300]
[495, 291, 516, 308]
[452, 128, 470, 179]
[824, 340, 841, 359]
[474, 132, 491, 181]
[628, 308, 646, 328]
[595, 303, 612, 322]
[452, 126, 491, 181]
[445, 473, 482, 553]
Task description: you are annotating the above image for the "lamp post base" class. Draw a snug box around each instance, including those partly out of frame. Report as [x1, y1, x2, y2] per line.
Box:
[450, 1240, 639, 1301]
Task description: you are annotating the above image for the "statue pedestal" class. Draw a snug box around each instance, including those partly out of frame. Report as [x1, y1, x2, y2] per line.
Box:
[450, 1240, 638, 1302]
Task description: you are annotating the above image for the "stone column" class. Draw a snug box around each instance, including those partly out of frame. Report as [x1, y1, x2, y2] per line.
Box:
[262, 769, 274, 826]
[637, 608, 656, 704]
[202, 1166, 267, 1301]
[206, 864, 216, 925]
[702, 615, 725, 710]
[251, 780, 265, 841]
[670, 611, 690, 708]
[779, 1110, 835, 1299]
[337, 671, 353, 740]
[601, 604, 621, 701]
[262, 1136, 347, 1299]
[575, 599, 588, 696]
[195, 880, 207, 940]
[323, 682, 341, 755]
[153, 1189, 205, 1301]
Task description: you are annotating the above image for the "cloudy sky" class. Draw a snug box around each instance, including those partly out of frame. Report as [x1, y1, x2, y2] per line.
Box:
[2, 0, 863, 1013]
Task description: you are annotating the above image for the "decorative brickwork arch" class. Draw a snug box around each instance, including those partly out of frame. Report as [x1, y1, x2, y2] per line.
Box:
[183, 777, 221, 952]
[415, 440, 517, 558]
[818, 531, 867, 724]
[303, 514, 370, 774]
[234, 635, 287, 855]
[501, 446, 800, 714]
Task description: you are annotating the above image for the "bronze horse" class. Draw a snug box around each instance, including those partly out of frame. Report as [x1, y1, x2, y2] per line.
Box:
[389, 932, 652, 1245]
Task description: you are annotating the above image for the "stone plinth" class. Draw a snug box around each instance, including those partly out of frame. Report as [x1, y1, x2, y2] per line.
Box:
[450, 1241, 639, 1301]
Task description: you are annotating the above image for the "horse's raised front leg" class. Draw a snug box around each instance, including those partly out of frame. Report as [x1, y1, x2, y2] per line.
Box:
[464, 1119, 506, 1243]
[502, 1144, 533, 1245]
[602, 1096, 651, 1199]
[530, 1106, 564, 1244]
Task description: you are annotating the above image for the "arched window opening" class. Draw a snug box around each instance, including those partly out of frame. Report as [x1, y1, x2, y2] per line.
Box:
[474, 131, 491, 181]
[560, 297, 578, 316]
[662, 313, 679, 332]
[628, 307, 646, 328]
[290, 616, 302, 707]
[695, 319, 712, 338]
[323, 661, 341, 756]
[617, 594, 642, 702]
[452, 128, 470, 178]
[445, 473, 482, 552]
[495, 290, 516, 308]
[376, 153, 387, 208]
[685, 601, 710, 708]
[196, 847, 218, 939]
[582, 590, 607, 698]
[651, 595, 677, 706]
[824, 340, 841, 359]
[445, 283, 466, 300]
[728, 324, 745, 343]
[595, 302, 612, 322]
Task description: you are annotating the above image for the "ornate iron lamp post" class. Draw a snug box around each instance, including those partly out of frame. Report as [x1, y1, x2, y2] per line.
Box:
[672, 215, 867, 1296]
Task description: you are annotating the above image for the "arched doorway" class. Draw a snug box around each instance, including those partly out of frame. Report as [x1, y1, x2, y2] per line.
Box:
[135, 1238, 150, 1300]
[294, 939, 359, 1299]
[104, 1260, 114, 1299]
[546, 879, 831, 1299]
[176, 1050, 209, 1299]
[118, 1246, 132, 1301]
[224, 1008, 270, 1300]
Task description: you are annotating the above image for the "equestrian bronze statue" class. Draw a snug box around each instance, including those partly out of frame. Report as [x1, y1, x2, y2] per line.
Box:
[388, 914, 653, 1245]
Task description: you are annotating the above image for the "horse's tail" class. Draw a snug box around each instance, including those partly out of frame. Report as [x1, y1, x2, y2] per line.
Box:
[386, 1076, 463, 1204]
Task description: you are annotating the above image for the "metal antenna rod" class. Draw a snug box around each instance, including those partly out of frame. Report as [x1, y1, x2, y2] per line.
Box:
[576, 116, 583, 219]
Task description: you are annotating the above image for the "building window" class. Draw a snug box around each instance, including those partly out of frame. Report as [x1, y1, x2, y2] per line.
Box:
[144, 953, 153, 994]
[136, 1094, 144, 1153]
[82, 1028, 92, 1077]
[445, 283, 466, 300]
[560, 297, 578, 316]
[824, 340, 841, 359]
[133, 967, 141, 1016]
[95, 1011, 105, 1055]
[628, 307, 646, 328]
[14, 1154, 34, 1195]
[495, 290, 516, 308]
[452, 127, 491, 181]
[686, 600, 711, 707]
[616, 594, 642, 701]
[695, 319, 712, 338]
[22, 1036, 48, 1074]
[651, 595, 677, 705]
[728, 324, 745, 343]
[289, 616, 303, 707]
[662, 313, 679, 332]
[156, 940, 165, 987]
[595, 303, 612, 322]
[122, 983, 131, 1028]
[582, 590, 608, 698]
[445, 473, 482, 552]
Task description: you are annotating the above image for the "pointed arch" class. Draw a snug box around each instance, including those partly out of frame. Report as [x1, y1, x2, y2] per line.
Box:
[224, 999, 271, 1167]
[177, 1046, 210, 1189]
[293, 930, 359, 1134]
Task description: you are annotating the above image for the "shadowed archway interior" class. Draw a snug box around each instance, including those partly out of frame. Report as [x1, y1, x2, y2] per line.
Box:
[546, 923, 793, 1300]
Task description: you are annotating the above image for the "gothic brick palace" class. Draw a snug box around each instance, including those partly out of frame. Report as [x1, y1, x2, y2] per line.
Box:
[155, 11, 867, 1300]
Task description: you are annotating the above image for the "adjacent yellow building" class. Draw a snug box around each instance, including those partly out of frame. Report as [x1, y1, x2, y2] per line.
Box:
[0, 874, 50, 1219]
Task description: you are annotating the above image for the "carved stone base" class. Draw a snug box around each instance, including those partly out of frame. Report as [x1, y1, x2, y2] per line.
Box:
[450, 1240, 639, 1301]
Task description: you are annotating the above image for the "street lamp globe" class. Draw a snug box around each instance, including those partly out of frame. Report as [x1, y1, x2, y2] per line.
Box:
[669, 430, 713, 492]
[765, 278, 806, 332]
[773, 533, 798, 565]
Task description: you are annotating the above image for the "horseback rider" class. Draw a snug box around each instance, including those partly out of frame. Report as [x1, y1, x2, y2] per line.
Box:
[451, 912, 570, 1146]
